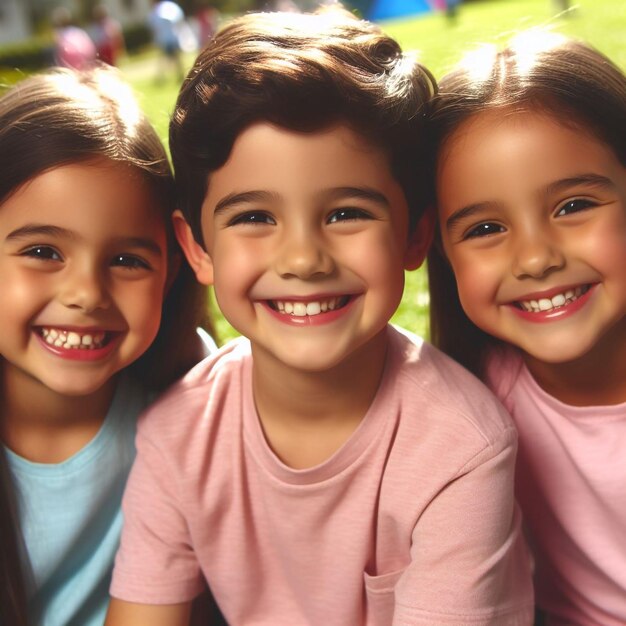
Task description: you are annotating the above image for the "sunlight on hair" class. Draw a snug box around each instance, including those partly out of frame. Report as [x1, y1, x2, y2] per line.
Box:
[509, 28, 567, 76]
[387, 51, 421, 97]
[458, 43, 499, 85]
[94, 70, 143, 138]
[51, 69, 142, 139]
[458, 28, 568, 85]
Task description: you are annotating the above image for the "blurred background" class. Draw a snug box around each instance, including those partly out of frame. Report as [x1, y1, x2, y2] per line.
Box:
[0, 0, 624, 343]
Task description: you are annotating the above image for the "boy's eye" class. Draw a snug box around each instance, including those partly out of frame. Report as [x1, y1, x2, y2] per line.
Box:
[327, 208, 372, 224]
[555, 198, 596, 217]
[463, 222, 505, 240]
[228, 211, 276, 226]
[112, 255, 151, 270]
[21, 245, 62, 261]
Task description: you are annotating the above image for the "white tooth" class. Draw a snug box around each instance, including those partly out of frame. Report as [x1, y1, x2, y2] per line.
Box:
[306, 302, 321, 315]
[293, 303, 307, 316]
[42, 329, 49, 337]
[82, 334, 93, 346]
[49, 329, 58, 340]
[565, 290, 574, 300]
[328, 298, 337, 311]
[277, 301, 285, 312]
[551, 294, 566, 307]
[67, 332, 81, 346]
[530, 300, 540, 311]
[538, 299, 552, 311]
[54, 338, 64, 347]
[284, 302, 294, 314]
[521, 302, 532, 312]
[45, 335, 55, 345]
[320, 301, 328, 312]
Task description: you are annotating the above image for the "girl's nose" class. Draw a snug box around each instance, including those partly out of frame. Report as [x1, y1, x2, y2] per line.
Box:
[511, 231, 565, 280]
[59, 264, 111, 313]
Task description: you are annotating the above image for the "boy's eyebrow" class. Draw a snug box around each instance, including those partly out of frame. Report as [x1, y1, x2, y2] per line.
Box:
[325, 186, 391, 208]
[213, 187, 391, 214]
[6, 224, 163, 256]
[214, 190, 278, 214]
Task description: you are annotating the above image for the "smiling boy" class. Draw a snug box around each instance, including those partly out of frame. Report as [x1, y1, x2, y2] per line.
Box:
[106, 9, 533, 626]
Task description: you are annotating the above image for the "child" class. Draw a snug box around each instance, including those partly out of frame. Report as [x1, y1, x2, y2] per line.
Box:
[0, 66, 210, 626]
[107, 10, 533, 625]
[427, 32, 626, 625]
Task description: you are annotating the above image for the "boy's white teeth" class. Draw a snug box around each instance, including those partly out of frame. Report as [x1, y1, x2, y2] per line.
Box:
[40, 328, 106, 349]
[272, 297, 345, 317]
[518, 285, 588, 313]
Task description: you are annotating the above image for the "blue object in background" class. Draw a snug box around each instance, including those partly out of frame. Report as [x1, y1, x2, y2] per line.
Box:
[367, 0, 432, 21]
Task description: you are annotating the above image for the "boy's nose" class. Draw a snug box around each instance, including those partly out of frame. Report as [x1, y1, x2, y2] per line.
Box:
[59, 264, 111, 313]
[274, 230, 335, 279]
[511, 231, 565, 280]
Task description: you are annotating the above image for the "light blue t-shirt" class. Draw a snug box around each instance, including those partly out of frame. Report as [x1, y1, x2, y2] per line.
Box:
[7, 375, 149, 626]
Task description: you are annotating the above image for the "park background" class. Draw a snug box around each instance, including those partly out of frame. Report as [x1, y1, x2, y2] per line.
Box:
[3, 0, 625, 343]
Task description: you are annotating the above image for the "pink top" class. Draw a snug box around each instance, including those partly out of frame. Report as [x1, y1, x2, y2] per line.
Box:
[487, 349, 626, 625]
[112, 327, 533, 625]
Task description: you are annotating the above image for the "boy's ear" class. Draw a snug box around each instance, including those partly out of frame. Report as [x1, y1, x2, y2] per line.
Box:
[172, 210, 214, 286]
[404, 205, 435, 271]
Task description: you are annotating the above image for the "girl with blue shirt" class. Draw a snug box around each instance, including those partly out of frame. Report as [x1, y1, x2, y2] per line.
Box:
[0, 66, 211, 626]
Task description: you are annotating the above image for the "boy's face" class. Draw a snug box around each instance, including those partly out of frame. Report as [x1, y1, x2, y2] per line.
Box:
[437, 110, 626, 369]
[178, 122, 429, 374]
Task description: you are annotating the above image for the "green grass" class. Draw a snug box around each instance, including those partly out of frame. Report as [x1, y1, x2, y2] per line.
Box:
[120, 0, 626, 343]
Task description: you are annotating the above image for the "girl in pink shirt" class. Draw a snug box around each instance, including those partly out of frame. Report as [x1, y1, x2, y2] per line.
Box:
[427, 31, 626, 625]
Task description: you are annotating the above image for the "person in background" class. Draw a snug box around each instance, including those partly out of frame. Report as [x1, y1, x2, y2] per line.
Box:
[148, 0, 186, 82]
[51, 6, 97, 70]
[89, 4, 125, 66]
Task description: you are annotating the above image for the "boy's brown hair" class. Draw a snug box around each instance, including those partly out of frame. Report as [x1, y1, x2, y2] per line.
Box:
[170, 8, 437, 246]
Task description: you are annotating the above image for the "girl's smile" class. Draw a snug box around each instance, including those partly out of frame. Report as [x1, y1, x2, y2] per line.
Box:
[508, 283, 595, 321]
[34, 326, 123, 361]
[437, 110, 626, 368]
[0, 159, 169, 398]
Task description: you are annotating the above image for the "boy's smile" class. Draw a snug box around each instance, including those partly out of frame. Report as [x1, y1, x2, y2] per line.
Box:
[0, 159, 170, 398]
[179, 122, 428, 377]
[437, 110, 626, 370]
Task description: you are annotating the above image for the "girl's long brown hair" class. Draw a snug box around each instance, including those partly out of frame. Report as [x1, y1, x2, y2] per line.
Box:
[0, 66, 210, 625]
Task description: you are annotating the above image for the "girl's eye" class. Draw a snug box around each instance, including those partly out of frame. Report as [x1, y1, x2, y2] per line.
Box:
[463, 222, 505, 240]
[21, 245, 62, 261]
[327, 208, 372, 224]
[112, 255, 151, 270]
[228, 211, 275, 226]
[555, 198, 596, 217]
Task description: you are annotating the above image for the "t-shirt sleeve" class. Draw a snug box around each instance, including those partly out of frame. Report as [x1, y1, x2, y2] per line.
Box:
[110, 409, 205, 604]
[393, 428, 534, 625]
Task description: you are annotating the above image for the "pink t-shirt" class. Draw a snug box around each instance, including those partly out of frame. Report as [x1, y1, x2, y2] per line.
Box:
[112, 327, 533, 625]
[487, 348, 626, 626]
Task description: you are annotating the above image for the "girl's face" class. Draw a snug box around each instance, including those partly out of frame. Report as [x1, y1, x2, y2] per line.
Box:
[437, 109, 626, 367]
[0, 159, 170, 398]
